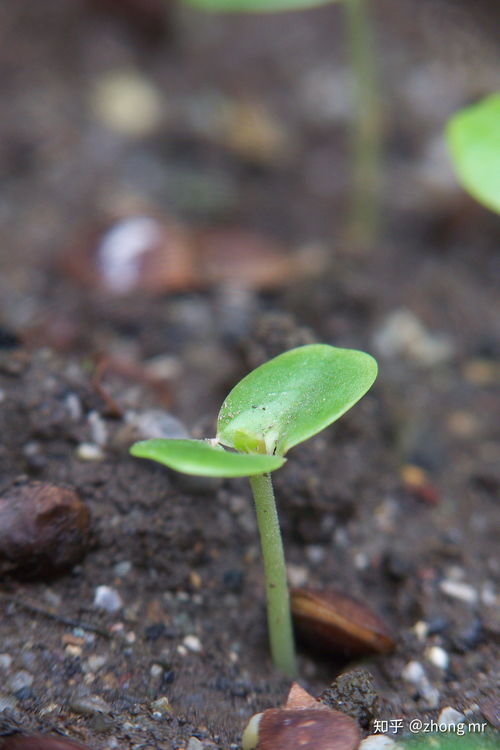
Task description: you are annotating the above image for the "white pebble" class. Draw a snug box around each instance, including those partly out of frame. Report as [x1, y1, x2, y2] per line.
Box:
[413, 621, 429, 641]
[305, 545, 325, 565]
[438, 707, 466, 727]
[186, 739, 204, 750]
[420, 683, 440, 709]
[481, 582, 498, 607]
[88, 411, 108, 446]
[113, 561, 132, 577]
[354, 552, 369, 570]
[84, 655, 107, 673]
[182, 635, 202, 653]
[402, 660, 426, 684]
[64, 393, 82, 420]
[373, 308, 454, 366]
[150, 664, 163, 678]
[93, 585, 123, 613]
[439, 579, 478, 605]
[286, 563, 308, 588]
[125, 409, 190, 440]
[76, 443, 105, 461]
[426, 645, 449, 670]
[0, 654, 13, 670]
[359, 736, 398, 750]
[90, 70, 163, 138]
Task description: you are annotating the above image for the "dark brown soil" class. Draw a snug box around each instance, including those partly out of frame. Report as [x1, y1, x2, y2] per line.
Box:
[0, 2, 499, 749]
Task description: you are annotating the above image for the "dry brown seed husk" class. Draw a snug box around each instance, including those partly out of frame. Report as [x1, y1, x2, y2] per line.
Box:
[291, 587, 395, 657]
[256, 707, 359, 750]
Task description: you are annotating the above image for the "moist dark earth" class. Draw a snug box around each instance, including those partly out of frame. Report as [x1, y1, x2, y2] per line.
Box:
[0, 2, 499, 749]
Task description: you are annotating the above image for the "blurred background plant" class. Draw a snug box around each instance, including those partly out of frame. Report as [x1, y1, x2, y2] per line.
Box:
[181, 0, 383, 252]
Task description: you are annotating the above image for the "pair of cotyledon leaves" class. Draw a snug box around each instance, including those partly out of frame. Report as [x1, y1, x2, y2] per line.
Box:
[131, 344, 377, 477]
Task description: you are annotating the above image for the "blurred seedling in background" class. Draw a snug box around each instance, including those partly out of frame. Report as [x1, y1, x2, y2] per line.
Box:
[130, 344, 377, 676]
[180, 0, 382, 252]
[446, 92, 500, 215]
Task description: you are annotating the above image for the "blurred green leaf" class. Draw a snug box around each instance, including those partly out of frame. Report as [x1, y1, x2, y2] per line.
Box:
[446, 93, 500, 214]
[182, 0, 342, 12]
[403, 731, 498, 750]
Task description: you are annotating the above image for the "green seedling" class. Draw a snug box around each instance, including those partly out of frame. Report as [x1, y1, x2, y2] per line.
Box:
[130, 344, 377, 676]
[446, 92, 500, 215]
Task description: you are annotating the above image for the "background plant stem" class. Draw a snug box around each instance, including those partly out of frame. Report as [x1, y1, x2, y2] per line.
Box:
[344, 0, 382, 251]
[249, 473, 297, 677]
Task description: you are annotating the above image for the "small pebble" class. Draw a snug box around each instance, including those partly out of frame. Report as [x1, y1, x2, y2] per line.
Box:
[402, 661, 440, 708]
[84, 655, 107, 673]
[402, 661, 426, 684]
[39, 702, 61, 716]
[70, 694, 112, 716]
[76, 443, 105, 461]
[183, 635, 202, 653]
[150, 696, 171, 715]
[150, 663, 163, 678]
[287, 563, 308, 588]
[413, 621, 429, 641]
[93, 585, 123, 613]
[437, 707, 466, 727]
[305, 545, 325, 565]
[373, 309, 454, 366]
[186, 739, 204, 750]
[0, 654, 13, 670]
[125, 410, 190, 441]
[359, 736, 398, 750]
[481, 582, 498, 607]
[89, 69, 163, 138]
[64, 393, 83, 420]
[439, 579, 478, 605]
[426, 645, 449, 670]
[88, 411, 108, 446]
[420, 683, 440, 709]
[8, 671, 33, 692]
[0, 694, 17, 712]
[113, 560, 132, 577]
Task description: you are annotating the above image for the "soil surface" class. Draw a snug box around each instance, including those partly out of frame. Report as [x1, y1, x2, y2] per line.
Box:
[0, 2, 499, 749]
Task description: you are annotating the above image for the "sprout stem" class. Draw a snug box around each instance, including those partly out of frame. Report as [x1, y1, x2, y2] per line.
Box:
[249, 473, 297, 677]
[344, 0, 382, 251]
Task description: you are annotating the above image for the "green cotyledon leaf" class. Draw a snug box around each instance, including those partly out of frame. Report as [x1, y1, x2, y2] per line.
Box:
[446, 93, 500, 215]
[217, 344, 377, 456]
[130, 438, 285, 477]
[182, 0, 343, 13]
